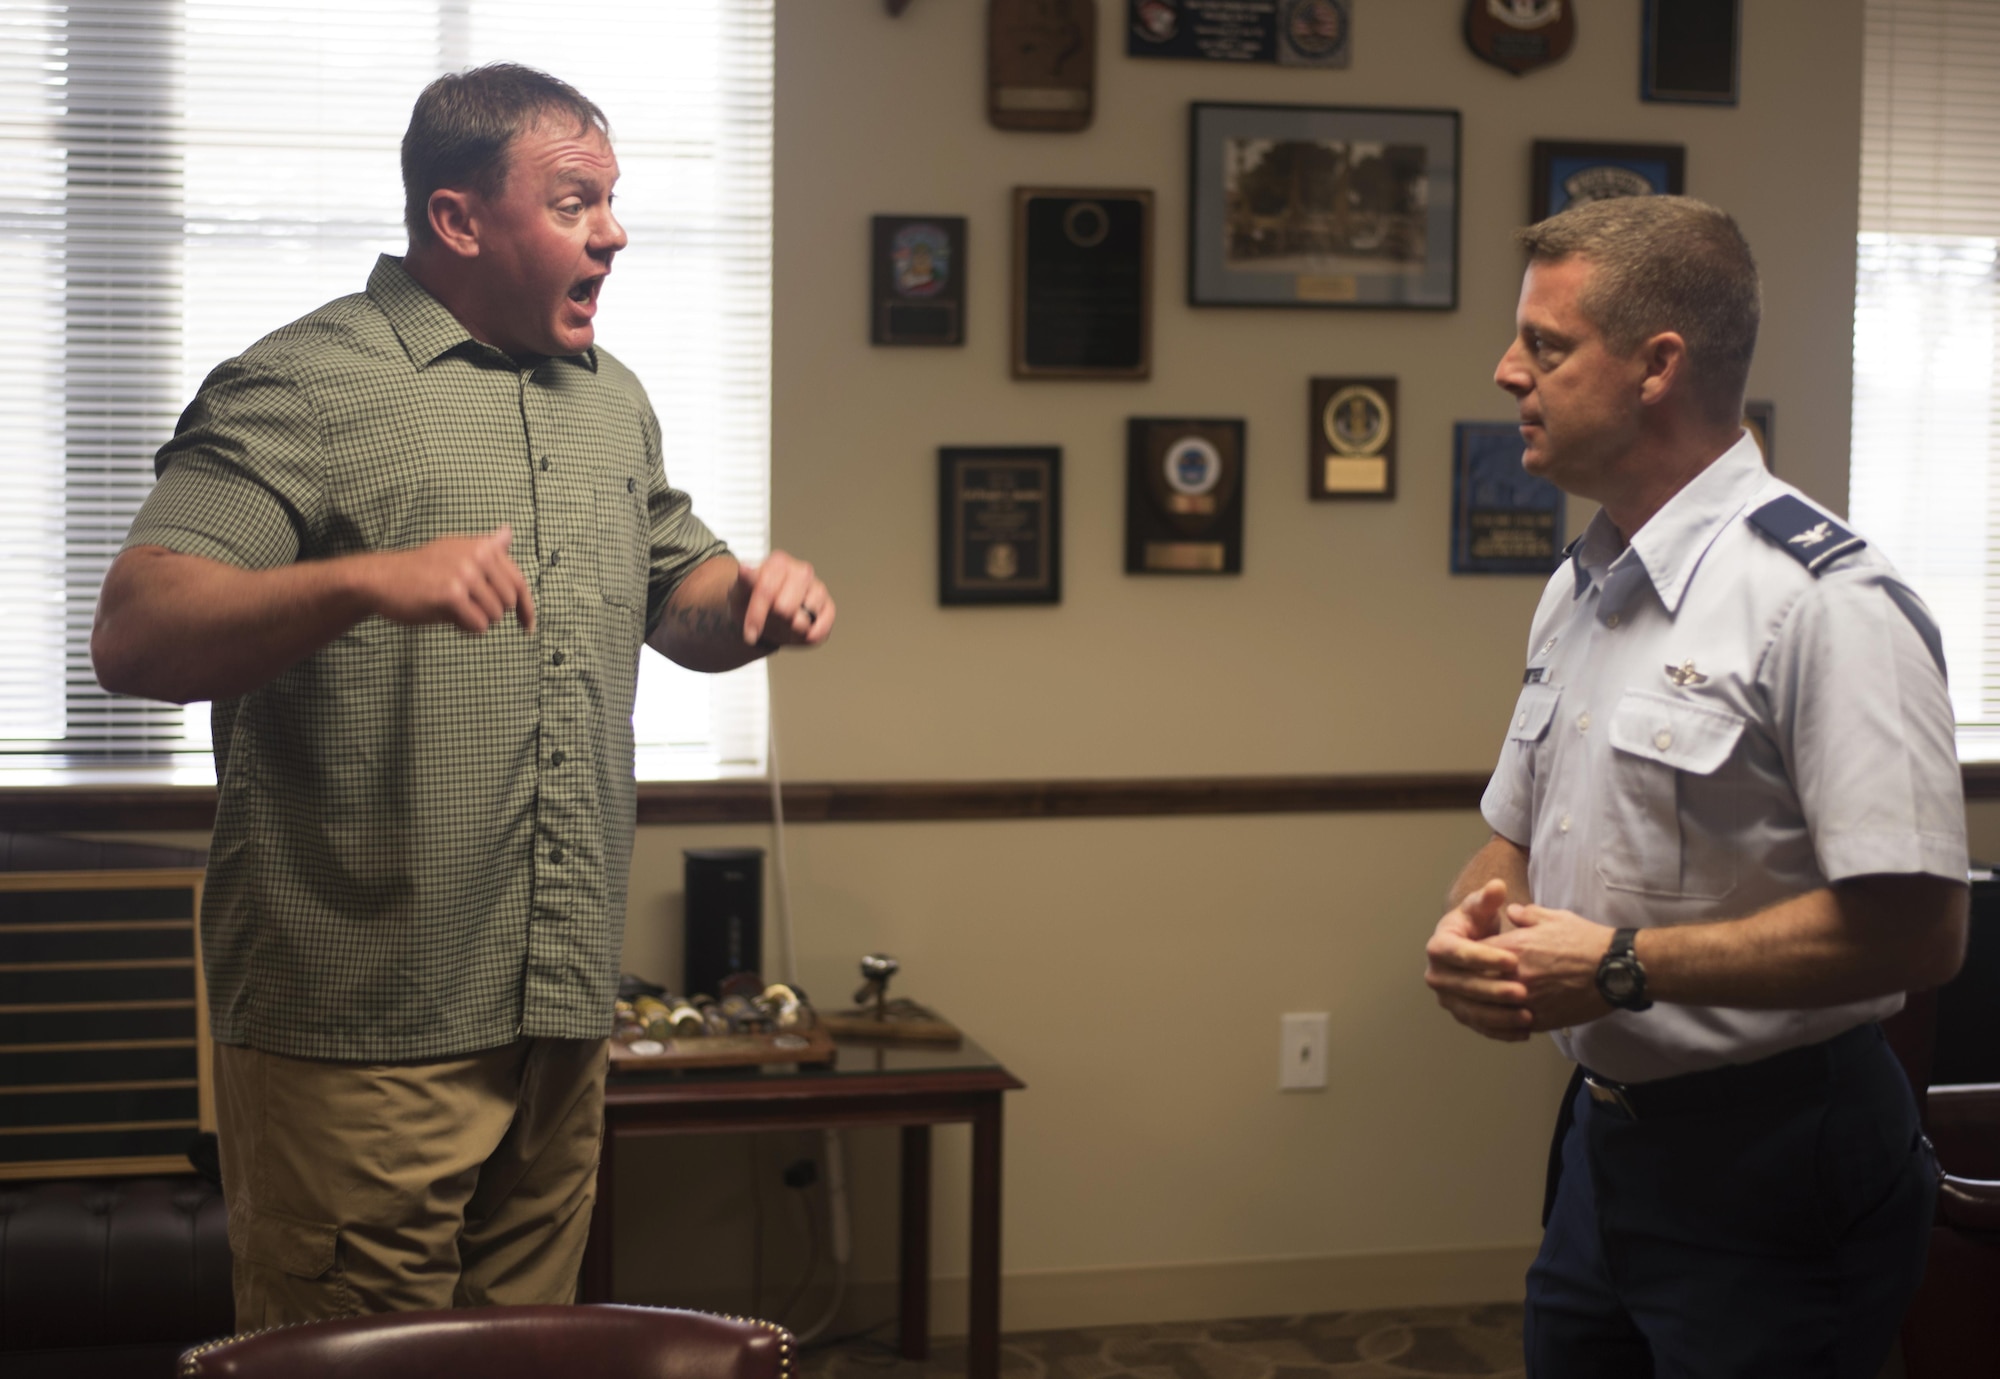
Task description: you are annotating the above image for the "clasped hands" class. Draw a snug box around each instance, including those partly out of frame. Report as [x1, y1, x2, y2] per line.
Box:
[1424, 880, 1619, 1042]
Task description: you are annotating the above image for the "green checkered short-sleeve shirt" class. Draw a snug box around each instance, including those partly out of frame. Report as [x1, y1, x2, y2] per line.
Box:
[124, 255, 729, 1061]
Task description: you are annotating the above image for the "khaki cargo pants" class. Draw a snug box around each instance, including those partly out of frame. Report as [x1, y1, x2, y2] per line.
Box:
[214, 1038, 608, 1328]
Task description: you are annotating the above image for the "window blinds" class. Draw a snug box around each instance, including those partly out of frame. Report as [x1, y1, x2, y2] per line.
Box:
[1851, 0, 2000, 757]
[0, 0, 772, 781]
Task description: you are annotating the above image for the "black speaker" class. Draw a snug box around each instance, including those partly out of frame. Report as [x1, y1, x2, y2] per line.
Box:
[683, 848, 763, 997]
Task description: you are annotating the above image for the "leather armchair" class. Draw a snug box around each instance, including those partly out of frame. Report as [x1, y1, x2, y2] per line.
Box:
[177, 1305, 794, 1379]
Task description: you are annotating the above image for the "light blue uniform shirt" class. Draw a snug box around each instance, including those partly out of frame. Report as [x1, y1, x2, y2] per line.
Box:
[1481, 433, 1967, 1083]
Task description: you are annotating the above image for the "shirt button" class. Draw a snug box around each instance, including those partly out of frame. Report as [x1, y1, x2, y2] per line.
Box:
[1606, 613, 1621, 629]
[548, 549, 561, 566]
[1515, 711, 1528, 729]
[627, 476, 637, 493]
[551, 749, 566, 767]
[540, 456, 551, 471]
[551, 651, 566, 666]
[1654, 728, 1673, 750]
[1559, 815, 1571, 834]
[550, 846, 567, 864]
[1577, 712, 1591, 734]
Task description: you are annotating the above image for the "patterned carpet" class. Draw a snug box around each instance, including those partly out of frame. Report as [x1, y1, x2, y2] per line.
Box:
[802, 1307, 1526, 1379]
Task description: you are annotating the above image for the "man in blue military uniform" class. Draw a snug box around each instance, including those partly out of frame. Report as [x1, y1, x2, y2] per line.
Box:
[1425, 196, 1968, 1377]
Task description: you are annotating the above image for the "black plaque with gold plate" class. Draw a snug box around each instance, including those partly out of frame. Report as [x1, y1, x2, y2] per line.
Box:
[939, 446, 1062, 605]
[1310, 377, 1395, 499]
[1125, 418, 1244, 574]
[1014, 187, 1152, 379]
[989, 0, 1096, 132]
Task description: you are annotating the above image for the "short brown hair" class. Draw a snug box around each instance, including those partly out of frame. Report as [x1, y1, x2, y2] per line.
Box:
[401, 63, 610, 246]
[1517, 196, 1761, 418]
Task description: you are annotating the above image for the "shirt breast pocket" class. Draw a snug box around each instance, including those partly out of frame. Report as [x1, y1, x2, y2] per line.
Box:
[593, 472, 648, 609]
[1508, 682, 1563, 746]
[1599, 689, 1746, 900]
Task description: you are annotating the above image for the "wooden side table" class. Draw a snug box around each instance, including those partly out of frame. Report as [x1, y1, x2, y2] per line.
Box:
[582, 1037, 1025, 1379]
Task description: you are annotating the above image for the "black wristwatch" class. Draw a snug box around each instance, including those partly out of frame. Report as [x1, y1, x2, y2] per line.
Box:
[1595, 927, 1653, 1012]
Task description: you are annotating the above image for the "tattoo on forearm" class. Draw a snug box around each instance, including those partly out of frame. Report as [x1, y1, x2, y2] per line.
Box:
[673, 603, 736, 641]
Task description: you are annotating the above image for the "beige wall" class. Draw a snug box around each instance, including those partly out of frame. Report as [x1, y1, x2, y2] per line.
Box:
[86, 0, 1874, 1338]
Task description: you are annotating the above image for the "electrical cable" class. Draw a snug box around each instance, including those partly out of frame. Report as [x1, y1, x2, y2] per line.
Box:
[767, 692, 850, 1343]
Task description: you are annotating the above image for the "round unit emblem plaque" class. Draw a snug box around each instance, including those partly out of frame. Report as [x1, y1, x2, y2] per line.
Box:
[1163, 436, 1224, 496]
[1322, 384, 1392, 456]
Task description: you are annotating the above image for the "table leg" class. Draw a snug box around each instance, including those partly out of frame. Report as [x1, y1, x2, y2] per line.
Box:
[968, 1095, 1004, 1379]
[898, 1124, 932, 1359]
[579, 1125, 616, 1303]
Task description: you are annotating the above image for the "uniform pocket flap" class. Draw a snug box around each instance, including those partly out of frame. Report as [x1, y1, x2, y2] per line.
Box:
[1609, 690, 1745, 775]
[237, 1207, 338, 1280]
[1507, 683, 1563, 742]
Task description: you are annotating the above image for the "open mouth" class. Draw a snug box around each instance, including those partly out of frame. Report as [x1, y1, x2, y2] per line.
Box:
[567, 275, 603, 305]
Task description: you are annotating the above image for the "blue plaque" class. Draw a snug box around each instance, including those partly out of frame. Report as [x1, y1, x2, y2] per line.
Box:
[1451, 422, 1566, 574]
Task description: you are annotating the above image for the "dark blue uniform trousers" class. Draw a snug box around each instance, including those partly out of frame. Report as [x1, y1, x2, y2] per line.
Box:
[1525, 1024, 1936, 1378]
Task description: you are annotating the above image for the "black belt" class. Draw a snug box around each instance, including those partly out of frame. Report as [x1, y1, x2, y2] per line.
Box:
[1580, 1022, 1878, 1122]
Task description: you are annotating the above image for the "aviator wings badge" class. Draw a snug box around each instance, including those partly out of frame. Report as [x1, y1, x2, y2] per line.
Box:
[1666, 660, 1708, 688]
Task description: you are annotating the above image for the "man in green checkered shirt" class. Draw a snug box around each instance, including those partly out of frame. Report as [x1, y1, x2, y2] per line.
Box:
[91, 64, 832, 1326]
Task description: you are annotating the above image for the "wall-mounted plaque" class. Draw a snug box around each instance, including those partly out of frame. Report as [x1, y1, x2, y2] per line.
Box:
[1128, 0, 1351, 68]
[1530, 140, 1685, 222]
[1189, 103, 1459, 311]
[1743, 399, 1774, 471]
[1464, 0, 1576, 76]
[872, 216, 967, 346]
[1641, 0, 1738, 105]
[1452, 422, 1566, 574]
[1013, 187, 1152, 379]
[939, 446, 1062, 604]
[1125, 418, 1244, 574]
[990, 0, 1096, 132]
[1310, 377, 1395, 499]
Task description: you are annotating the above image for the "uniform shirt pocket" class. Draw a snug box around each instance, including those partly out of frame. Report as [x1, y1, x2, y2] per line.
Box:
[1599, 690, 1747, 899]
[593, 471, 648, 608]
[1508, 683, 1563, 743]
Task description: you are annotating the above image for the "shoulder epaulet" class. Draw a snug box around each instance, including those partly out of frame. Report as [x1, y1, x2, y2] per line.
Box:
[1746, 495, 1865, 575]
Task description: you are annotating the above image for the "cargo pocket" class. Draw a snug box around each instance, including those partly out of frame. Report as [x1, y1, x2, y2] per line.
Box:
[231, 1207, 357, 1323]
[1599, 690, 1745, 899]
[593, 471, 648, 609]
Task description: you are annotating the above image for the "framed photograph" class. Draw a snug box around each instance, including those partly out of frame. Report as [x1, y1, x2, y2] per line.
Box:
[1309, 376, 1395, 499]
[1125, 417, 1245, 574]
[871, 216, 966, 346]
[1451, 422, 1566, 575]
[939, 447, 1062, 605]
[1641, 0, 1739, 106]
[1012, 187, 1153, 379]
[1188, 102, 1459, 310]
[1530, 141, 1686, 223]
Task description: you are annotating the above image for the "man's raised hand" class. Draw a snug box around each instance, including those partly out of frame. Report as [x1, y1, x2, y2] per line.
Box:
[1425, 879, 1534, 1042]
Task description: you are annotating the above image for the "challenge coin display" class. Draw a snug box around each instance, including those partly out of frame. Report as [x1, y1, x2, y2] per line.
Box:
[939, 446, 1062, 605]
[871, 216, 966, 346]
[990, 0, 1096, 132]
[1463, 0, 1576, 76]
[1127, 0, 1352, 68]
[1125, 418, 1245, 574]
[1310, 377, 1395, 499]
[1013, 187, 1153, 379]
[1451, 421, 1566, 574]
[1530, 141, 1684, 222]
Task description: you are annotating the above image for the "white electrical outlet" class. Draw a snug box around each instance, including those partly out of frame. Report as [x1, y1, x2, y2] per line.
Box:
[1280, 1012, 1329, 1092]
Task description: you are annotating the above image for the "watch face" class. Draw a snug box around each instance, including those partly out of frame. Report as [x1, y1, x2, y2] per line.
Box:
[1603, 963, 1637, 999]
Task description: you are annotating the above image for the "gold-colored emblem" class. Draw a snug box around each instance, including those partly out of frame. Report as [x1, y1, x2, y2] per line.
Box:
[1666, 660, 1708, 688]
[984, 541, 1019, 580]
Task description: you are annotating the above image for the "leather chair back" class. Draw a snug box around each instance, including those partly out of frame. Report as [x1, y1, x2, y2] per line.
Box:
[177, 1305, 792, 1379]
